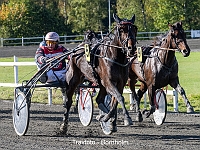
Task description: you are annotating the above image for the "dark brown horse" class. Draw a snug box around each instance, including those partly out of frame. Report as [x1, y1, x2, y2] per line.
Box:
[128, 22, 194, 122]
[60, 14, 138, 134]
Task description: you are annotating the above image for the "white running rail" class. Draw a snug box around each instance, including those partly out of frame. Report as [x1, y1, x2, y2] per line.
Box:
[0, 56, 179, 111]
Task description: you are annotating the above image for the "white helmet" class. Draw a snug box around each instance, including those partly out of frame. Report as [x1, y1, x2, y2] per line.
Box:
[45, 32, 60, 42]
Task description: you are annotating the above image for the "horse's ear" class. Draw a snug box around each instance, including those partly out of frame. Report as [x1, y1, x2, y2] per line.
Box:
[178, 21, 182, 28]
[113, 13, 121, 23]
[168, 22, 173, 28]
[130, 14, 135, 24]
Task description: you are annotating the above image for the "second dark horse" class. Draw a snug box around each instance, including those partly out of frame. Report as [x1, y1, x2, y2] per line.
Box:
[128, 22, 194, 122]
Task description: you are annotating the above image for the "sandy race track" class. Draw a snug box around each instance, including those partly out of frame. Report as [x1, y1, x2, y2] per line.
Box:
[0, 100, 200, 150]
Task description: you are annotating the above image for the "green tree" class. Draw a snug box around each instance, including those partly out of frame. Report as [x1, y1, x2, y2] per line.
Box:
[116, 0, 155, 32]
[0, 0, 68, 38]
[116, 0, 200, 31]
[66, 0, 108, 34]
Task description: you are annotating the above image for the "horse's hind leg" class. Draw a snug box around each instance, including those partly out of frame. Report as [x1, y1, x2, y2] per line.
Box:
[170, 79, 194, 113]
[127, 78, 137, 112]
[60, 98, 72, 134]
[60, 64, 84, 134]
[136, 82, 148, 121]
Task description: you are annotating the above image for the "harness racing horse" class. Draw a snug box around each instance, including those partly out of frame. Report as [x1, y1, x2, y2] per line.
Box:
[128, 22, 194, 122]
[59, 14, 138, 134]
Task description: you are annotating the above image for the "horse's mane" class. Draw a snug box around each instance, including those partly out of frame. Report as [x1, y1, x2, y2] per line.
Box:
[83, 30, 99, 44]
[153, 22, 183, 46]
[153, 31, 169, 46]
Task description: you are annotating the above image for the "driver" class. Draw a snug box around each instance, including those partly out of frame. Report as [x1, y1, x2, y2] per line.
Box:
[35, 32, 69, 83]
[35, 32, 69, 104]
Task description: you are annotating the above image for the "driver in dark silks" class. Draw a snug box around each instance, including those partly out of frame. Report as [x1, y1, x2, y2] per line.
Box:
[35, 32, 69, 105]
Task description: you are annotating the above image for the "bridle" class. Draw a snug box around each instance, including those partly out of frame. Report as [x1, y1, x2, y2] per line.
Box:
[116, 21, 137, 55]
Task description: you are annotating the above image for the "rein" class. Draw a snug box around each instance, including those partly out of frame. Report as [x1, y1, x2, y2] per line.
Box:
[149, 45, 178, 51]
[93, 53, 130, 67]
[116, 22, 137, 51]
[99, 42, 125, 49]
[89, 24, 135, 67]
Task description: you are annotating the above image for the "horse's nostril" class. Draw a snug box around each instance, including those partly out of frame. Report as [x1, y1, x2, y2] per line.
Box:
[183, 49, 187, 53]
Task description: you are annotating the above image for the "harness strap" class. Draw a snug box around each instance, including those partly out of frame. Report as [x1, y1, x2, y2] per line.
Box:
[93, 53, 130, 67]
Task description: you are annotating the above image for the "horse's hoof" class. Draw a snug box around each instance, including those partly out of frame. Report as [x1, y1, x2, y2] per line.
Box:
[110, 125, 117, 132]
[103, 115, 115, 123]
[142, 109, 148, 115]
[187, 106, 194, 113]
[145, 111, 151, 118]
[96, 114, 104, 121]
[136, 111, 143, 122]
[59, 122, 68, 134]
[130, 104, 136, 112]
[145, 106, 155, 118]
[124, 118, 133, 126]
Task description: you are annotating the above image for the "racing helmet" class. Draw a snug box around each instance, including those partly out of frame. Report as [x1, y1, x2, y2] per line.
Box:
[45, 32, 60, 42]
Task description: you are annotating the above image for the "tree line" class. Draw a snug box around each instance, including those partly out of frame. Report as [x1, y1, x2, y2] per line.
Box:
[0, 0, 200, 38]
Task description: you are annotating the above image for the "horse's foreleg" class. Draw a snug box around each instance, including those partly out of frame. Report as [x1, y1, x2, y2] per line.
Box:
[60, 96, 72, 134]
[96, 92, 118, 132]
[110, 97, 118, 132]
[170, 80, 194, 113]
[145, 85, 156, 118]
[104, 86, 133, 126]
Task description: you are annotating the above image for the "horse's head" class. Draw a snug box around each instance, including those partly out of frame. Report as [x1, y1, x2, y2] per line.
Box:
[113, 14, 138, 57]
[168, 22, 190, 57]
[84, 30, 98, 44]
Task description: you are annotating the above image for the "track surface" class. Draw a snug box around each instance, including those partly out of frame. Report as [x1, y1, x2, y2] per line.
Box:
[0, 100, 200, 150]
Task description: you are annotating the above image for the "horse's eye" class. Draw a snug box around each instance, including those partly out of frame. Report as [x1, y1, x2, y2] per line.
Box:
[177, 39, 183, 44]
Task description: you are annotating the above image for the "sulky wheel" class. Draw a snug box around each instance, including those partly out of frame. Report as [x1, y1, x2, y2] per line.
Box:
[13, 91, 30, 136]
[78, 89, 93, 126]
[153, 89, 167, 125]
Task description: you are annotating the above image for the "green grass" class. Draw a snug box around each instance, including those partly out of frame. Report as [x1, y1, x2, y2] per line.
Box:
[0, 53, 200, 112]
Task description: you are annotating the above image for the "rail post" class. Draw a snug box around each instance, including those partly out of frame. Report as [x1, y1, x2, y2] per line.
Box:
[0, 38, 3, 47]
[47, 87, 52, 105]
[173, 89, 178, 112]
[64, 35, 66, 44]
[22, 36, 24, 46]
[14, 56, 18, 84]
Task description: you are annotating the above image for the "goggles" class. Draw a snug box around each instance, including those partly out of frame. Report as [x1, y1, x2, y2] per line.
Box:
[46, 40, 58, 45]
